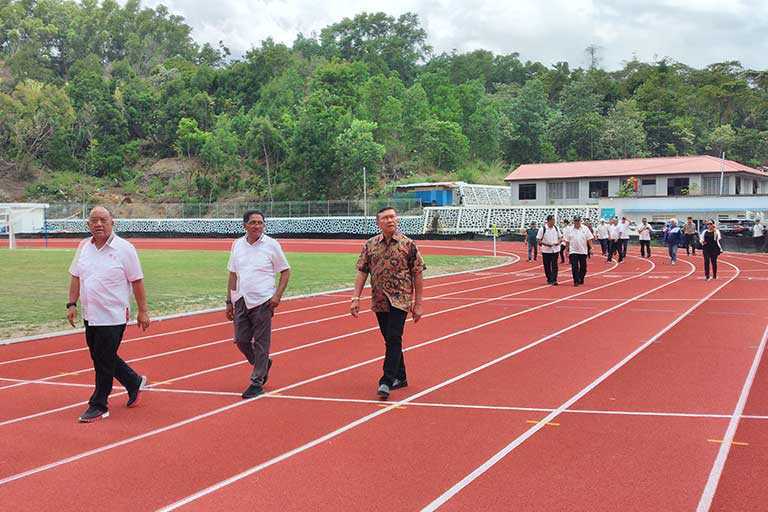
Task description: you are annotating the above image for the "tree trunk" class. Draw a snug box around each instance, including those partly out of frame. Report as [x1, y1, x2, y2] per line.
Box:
[262, 141, 273, 206]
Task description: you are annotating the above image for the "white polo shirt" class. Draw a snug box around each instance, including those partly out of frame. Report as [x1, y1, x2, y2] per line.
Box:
[608, 224, 620, 240]
[618, 221, 630, 240]
[536, 225, 562, 254]
[565, 225, 594, 255]
[638, 223, 652, 241]
[754, 223, 765, 237]
[69, 234, 144, 326]
[596, 223, 609, 239]
[228, 234, 291, 309]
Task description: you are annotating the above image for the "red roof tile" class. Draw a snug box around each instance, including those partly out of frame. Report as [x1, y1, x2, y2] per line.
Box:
[505, 156, 766, 181]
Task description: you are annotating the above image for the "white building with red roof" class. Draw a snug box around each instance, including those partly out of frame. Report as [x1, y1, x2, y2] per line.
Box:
[501, 155, 768, 222]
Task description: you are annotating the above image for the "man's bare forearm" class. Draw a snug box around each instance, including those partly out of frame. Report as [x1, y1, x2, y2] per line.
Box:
[131, 279, 148, 312]
[68, 276, 80, 304]
[353, 271, 368, 297]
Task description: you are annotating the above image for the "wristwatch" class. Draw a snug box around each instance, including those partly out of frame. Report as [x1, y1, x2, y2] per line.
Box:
[66, 302, 77, 309]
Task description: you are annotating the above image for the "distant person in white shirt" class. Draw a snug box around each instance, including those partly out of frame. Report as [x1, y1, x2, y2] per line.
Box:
[560, 219, 571, 263]
[596, 219, 610, 256]
[226, 210, 291, 399]
[638, 218, 653, 258]
[617, 216, 630, 262]
[537, 214, 562, 285]
[753, 219, 766, 252]
[606, 218, 620, 262]
[67, 206, 150, 423]
[565, 217, 594, 286]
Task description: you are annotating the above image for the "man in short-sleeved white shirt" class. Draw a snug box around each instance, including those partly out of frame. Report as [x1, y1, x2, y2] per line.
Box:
[537, 214, 562, 285]
[753, 219, 766, 251]
[565, 217, 593, 286]
[607, 218, 620, 262]
[596, 219, 610, 256]
[226, 210, 291, 399]
[67, 206, 150, 423]
[617, 217, 630, 262]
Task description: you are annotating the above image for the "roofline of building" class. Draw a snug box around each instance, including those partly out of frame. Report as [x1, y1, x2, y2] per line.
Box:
[505, 169, 767, 182]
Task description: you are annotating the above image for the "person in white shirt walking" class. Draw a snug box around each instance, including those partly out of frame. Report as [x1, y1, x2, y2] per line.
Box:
[596, 219, 610, 256]
[753, 219, 766, 252]
[226, 210, 291, 399]
[564, 217, 594, 286]
[617, 217, 630, 262]
[537, 215, 562, 285]
[67, 207, 150, 423]
[606, 218, 620, 262]
[638, 218, 653, 258]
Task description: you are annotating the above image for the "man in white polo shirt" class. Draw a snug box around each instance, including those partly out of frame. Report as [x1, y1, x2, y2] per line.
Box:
[596, 219, 609, 256]
[564, 217, 594, 286]
[67, 206, 150, 423]
[536, 214, 562, 285]
[617, 216, 630, 262]
[226, 210, 291, 399]
[753, 219, 766, 252]
[607, 217, 620, 262]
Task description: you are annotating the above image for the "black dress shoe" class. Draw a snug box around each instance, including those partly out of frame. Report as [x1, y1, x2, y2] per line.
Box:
[391, 378, 408, 390]
[78, 406, 109, 423]
[127, 375, 148, 408]
[242, 384, 264, 399]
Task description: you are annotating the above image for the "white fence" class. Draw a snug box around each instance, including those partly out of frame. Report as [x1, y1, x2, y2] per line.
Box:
[422, 206, 602, 234]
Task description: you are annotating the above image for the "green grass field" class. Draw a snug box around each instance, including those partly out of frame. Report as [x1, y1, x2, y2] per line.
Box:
[0, 248, 505, 339]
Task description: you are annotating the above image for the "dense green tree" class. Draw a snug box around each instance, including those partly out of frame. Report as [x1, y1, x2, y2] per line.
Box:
[597, 99, 648, 159]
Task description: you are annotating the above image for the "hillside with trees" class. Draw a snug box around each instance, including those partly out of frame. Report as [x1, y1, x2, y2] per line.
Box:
[1, 0, 767, 204]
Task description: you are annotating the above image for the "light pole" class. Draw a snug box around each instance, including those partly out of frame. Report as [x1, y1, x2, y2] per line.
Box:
[363, 166, 368, 217]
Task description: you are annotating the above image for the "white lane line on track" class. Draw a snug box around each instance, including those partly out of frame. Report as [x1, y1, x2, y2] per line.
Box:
[696, 323, 768, 512]
[0, 257, 626, 423]
[421, 258, 739, 511]
[158, 260, 708, 511]
[0, 257, 652, 485]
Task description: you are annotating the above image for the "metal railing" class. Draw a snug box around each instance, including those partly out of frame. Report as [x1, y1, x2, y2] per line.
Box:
[48, 199, 423, 219]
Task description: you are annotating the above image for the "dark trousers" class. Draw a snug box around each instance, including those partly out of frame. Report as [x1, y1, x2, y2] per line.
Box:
[542, 252, 559, 284]
[375, 304, 408, 386]
[559, 244, 567, 263]
[618, 239, 629, 261]
[686, 234, 698, 255]
[569, 253, 588, 284]
[527, 241, 538, 261]
[234, 299, 273, 386]
[598, 238, 608, 255]
[84, 322, 140, 411]
[640, 240, 651, 258]
[755, 236, 766, 252]
[607, 240, 618, 261]
[704, 252, 719, 278]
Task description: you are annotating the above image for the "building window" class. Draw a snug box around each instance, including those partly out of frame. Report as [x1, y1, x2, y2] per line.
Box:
[735, 177, 741, 195]
[565, 181, 579, 199]
[589, 181, 609, 198]
[547, 182, 563, 200]
[667, 177, 690, 196]
[641, 179, 656, 186]
[702, 176, 720, 195]
[518, 184, 537, 200]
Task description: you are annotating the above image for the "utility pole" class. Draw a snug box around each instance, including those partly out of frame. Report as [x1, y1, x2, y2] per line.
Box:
[719, 152, 725, 195]
[363, 166, 368, 217]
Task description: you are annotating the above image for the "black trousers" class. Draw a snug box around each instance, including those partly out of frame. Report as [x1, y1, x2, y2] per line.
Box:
[598, 238, 608, 255]
[618, 239, 629, 261]
[569, 253, 588, 284]
[542, 252, 559, 284]
[640, 240, 651, 258]
[375, 304, 408, 386]
[686, 234, 698, 255]
[607, 240, 618, 261]
[704, 251, 719, 278]
[755, 236, 766, 252]
[84, 322, 141, 411]
[559, 244, 567, 263]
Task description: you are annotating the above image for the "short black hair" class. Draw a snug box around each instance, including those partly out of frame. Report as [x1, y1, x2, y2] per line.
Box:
[376, 206, 396, 218]
[243, 209, 265, 224]
[546, 214, 555, 222]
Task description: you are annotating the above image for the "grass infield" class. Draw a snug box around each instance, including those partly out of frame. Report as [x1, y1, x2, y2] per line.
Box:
[0, 248, 506, 339]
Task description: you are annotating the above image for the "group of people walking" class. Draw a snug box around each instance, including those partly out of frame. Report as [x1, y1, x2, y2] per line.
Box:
[67, 205, 423, 422]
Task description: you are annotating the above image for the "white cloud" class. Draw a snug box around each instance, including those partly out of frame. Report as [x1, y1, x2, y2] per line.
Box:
[138, 0, 768, 70]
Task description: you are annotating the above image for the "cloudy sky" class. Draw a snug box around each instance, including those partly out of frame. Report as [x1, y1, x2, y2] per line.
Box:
[142, 0, 768, 70]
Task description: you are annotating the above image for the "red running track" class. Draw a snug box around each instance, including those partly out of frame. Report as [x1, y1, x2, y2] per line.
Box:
[0, 240, 766, 511]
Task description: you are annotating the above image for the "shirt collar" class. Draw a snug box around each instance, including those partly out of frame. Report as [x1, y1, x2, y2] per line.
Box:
[376, 231, 404, 245]
[90, 233, 115, 250]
